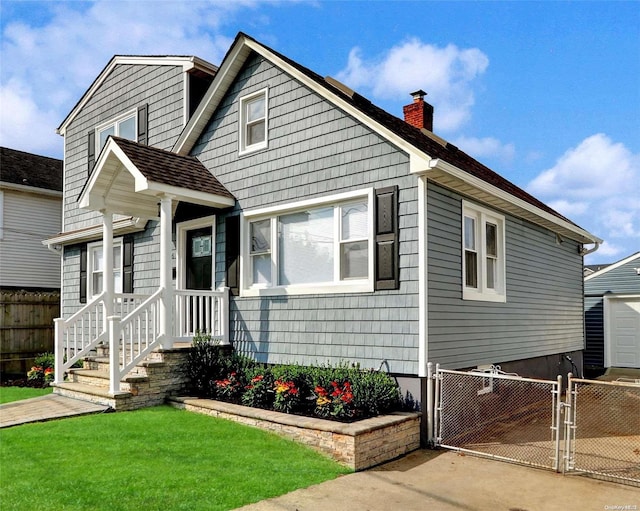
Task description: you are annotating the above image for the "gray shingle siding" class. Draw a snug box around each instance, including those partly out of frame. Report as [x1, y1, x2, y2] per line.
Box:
[426, 183, 585, 369]
[192, 53, 419, 374]
[61, 63, 187, 313]
[63, 64, 185, 232]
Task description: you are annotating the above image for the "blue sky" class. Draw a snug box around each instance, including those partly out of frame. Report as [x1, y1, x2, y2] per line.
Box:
[1, 0, 638, 263]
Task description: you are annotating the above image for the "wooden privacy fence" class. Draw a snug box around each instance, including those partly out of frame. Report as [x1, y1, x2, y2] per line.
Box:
[0, 290, 60, 379]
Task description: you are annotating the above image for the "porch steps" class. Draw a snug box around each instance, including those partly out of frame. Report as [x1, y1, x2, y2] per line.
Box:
[52, 345, 192, 412]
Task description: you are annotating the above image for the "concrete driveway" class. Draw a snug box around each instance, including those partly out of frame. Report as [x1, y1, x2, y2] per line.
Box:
[236, 449, 640, 511]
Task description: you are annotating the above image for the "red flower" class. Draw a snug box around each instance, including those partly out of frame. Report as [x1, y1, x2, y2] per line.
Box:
[314, 386, 327, 396]
[252, 375, 264, 383]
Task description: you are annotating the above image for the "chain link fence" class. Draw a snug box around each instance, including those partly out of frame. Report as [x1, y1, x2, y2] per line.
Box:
[566, 377, 640, 486]
[435, 367, 561, 470]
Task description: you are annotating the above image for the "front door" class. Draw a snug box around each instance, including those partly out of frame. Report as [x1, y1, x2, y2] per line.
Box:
[186, 227, 213, 290]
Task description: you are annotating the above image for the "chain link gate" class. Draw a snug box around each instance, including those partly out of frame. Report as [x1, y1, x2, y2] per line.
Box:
[433, 365, 562, 471]
[565, 376, 640, 486]
[429, 363, 640, 487]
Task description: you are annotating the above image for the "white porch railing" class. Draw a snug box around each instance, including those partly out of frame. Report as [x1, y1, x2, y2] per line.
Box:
[54, 288, 229, 395]
[174, 288, 229, 342]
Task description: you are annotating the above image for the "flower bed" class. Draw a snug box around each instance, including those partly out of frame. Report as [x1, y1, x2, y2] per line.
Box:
[169, 396, 421, 471]
[186, 338, 404, 422]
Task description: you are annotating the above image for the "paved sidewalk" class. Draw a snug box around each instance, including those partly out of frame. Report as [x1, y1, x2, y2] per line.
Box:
[0, 394, 109, 428]
[236, 449, 640, 511]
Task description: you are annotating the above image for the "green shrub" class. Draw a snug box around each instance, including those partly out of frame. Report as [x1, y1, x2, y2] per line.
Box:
[185, 342, 403, 421]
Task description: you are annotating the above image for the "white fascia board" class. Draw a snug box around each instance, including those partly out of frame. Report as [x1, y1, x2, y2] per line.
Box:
[58, 56, 215, 135]
[42, 217, 147, 247]
[424, 158, 602, 245]
[585, 251, 640, 281]
[78, 138, 148, 209]
[0, 181, 62, 198]
[141, 182, 235, 209]
[175, 35, 433, 166]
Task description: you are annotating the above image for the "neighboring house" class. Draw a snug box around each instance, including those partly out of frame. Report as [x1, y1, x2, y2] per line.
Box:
[0, 147, 63, 377]
[0, 147, 63, 290]
[45, 33, 601, 410]
[584, 263, 610, 278]
[584, 252, 640, 372]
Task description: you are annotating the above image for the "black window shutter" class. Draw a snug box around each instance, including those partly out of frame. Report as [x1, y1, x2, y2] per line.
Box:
[123, 236, 134, 294]
[225, 215, 240, 295]
[137, 104, 148, 145]
[79, 244, 88, 303]
[87, 131, 95, 176]
[374, 186, 399, 290]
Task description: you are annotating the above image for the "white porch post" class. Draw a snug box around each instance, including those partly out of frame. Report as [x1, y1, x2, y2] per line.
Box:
[159, 195, 174, 348]
[102, 210, 114, 317]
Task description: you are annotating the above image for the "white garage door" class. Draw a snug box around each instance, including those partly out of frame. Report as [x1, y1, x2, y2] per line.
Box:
[606, 295, 640, 368]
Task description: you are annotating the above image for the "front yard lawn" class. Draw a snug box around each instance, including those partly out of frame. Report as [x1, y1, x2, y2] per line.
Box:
[0, 405, 350, 511]
[0, 386, 52, 404]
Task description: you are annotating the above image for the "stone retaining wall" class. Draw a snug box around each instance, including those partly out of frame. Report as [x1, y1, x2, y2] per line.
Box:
[168, 396, 421, 471]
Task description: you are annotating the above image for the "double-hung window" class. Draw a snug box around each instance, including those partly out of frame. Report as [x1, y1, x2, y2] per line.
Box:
[462, 201, 506, 302]
[87, 238, 123, 299]
[96, 110, 137, 154]
[239, 89, 268, 154]
[243, 190, 374, 295]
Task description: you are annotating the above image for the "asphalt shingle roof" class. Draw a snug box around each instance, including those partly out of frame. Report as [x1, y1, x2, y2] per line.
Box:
[240, 33, 576, 227]
[111, 137, 234, 200]
[1, 147, 63, 191]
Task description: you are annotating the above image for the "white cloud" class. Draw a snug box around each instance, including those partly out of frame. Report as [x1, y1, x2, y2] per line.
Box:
[336, 39, 489, 132]
[452, 135, 515, 167]
[0, 1, 259, 157]
[527, 134, 640, 261]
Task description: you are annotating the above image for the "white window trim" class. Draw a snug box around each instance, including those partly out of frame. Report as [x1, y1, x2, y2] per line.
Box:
[238, 88, 268, 156]
[95, 108, 138, 155]
[462, 200, 506, 303]
[176, 216, 217, 290]
[87, 237, 124, 299]
[241, 189, 374, 296]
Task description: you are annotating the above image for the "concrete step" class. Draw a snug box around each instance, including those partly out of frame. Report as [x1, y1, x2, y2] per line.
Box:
[53, 382, 132, 409]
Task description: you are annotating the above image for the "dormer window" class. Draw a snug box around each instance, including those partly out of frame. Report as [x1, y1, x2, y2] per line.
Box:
[96, 109, 137, 154]
[239, 89, 268, 154]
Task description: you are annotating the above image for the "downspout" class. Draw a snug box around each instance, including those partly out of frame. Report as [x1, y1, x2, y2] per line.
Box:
[579, 242, 600, 256]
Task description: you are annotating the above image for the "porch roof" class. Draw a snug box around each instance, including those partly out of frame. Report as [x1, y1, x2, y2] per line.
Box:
[79, 137, 235, 218]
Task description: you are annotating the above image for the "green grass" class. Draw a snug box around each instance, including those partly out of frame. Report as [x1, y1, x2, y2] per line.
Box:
[0, 405, 350, 511]
[0, 386, 52, 404]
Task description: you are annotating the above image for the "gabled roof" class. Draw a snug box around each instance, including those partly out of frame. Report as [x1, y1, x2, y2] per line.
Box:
[584, 252, 640, 281]
[0, 147, 63, 192]
[79, 136, 234, 218]
[57, 55, 217, 135]
[175, 32, 600, 246]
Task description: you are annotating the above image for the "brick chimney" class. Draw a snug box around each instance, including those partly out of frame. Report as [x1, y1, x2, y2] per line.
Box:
[403, 89, 433, 131]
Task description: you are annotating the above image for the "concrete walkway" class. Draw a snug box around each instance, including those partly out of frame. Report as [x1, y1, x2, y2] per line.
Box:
[0, 393, 110, 428]
[236, 449, 640, 511]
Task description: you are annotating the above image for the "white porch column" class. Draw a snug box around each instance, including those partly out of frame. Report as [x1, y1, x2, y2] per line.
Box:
[102, 210, 114, 317]
[159, 195, 174, 348]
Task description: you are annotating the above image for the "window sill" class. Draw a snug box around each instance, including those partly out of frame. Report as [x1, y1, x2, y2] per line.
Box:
[240, 280, 374, 297]
[462, 289, 506, 303]
[238, 142, 267, 157]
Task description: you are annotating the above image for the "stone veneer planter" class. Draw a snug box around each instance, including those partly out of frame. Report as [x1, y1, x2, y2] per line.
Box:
[168, 396, 421, 471]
